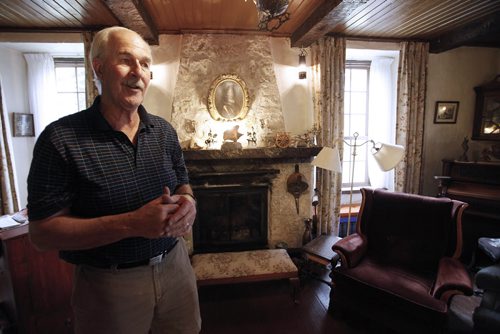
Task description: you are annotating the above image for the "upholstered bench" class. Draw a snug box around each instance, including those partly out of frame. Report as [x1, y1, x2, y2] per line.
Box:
[191, 249, 300, 302]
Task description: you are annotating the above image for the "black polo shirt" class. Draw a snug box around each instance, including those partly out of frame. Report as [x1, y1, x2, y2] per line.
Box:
[27, 97, 187, 266]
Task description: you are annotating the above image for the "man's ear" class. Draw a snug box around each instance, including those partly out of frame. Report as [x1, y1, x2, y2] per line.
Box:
[92, 58, 104, 79]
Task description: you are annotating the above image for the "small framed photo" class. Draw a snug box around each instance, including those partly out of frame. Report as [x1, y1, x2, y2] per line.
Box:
[434, 101, 459, 124]
[13, 113, 35, 137]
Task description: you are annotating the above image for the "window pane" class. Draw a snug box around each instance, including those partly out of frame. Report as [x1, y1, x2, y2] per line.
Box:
[54, 58, 86, 117]
[56, 93, 79, 116]
[353, 161, 367, 184]
[55, 67, 77, 92]
[350, 92, 367, 115]
[343, 61, 370, 189]
[78, 92, 86, 110]
[77, 67, 86, 91]
[344, 70, 351, 89]
[349, 114, 367, 136]
[350, 69, 367, 92]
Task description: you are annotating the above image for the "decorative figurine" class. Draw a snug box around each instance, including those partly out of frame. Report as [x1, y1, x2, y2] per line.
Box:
[459, 136, 469, 161]
[302, 218, 313, 245]
[204, 129, 217, 148]
[221, 125, 243, 151]
[247, 126, 257, 146]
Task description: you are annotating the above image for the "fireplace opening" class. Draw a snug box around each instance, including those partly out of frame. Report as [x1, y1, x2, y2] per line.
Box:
[192, 185, 269, 253]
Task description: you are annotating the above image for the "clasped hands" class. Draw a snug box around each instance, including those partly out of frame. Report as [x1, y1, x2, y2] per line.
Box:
[136, 187, 196, 238]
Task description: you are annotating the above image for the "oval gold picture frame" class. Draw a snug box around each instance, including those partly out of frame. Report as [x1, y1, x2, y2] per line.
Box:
[208, 74, 249, 121]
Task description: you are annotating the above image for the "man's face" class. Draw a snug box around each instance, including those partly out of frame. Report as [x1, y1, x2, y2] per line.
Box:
[93, 30, 152, 112]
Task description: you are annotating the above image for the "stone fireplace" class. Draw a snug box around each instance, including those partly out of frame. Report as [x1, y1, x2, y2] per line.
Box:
[184, 147, 320, 254]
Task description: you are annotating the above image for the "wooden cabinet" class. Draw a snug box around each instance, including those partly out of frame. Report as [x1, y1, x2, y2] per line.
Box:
[0, 224, 74, 333]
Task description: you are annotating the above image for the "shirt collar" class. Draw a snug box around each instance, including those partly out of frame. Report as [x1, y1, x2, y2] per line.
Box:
[87, 96, 154, 132]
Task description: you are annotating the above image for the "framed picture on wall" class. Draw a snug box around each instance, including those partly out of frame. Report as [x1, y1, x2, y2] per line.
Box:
[13, 113, 35, 137]
[207, 74, 249, 121]
[434, 101, 459, 124]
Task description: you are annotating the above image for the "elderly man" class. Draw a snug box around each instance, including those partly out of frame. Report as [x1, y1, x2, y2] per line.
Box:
[27, 26, 201, 334]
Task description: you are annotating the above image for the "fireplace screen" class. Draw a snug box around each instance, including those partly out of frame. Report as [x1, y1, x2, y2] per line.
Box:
[192, 185, 269, 253]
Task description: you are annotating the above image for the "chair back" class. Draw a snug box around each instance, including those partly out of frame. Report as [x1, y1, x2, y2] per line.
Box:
[357, 188, 467, 273]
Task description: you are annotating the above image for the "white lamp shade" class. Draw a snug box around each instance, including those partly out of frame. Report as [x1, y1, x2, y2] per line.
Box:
[311, 147, 342, 172]
[372, 143, 405, 171]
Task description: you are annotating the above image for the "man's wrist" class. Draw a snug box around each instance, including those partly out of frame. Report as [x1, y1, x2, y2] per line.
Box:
[178, 192, 197, 204]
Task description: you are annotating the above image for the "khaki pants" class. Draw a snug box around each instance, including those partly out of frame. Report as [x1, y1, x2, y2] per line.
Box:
[72, 239, 201, 334]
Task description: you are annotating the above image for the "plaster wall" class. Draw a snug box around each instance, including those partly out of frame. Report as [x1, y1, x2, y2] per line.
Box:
[422, 46, 500, 196]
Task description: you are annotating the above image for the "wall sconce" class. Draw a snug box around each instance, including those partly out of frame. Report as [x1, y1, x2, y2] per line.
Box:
[298, 48, 307, 80]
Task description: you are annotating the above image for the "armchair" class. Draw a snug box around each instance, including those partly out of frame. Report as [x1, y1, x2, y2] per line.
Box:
[330, 188, 473, 333]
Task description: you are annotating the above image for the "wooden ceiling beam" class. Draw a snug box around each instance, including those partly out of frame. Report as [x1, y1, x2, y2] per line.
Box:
[429, 12, 500, 53]
[290, 0, 368, 48]
[103, 0, 158, 45]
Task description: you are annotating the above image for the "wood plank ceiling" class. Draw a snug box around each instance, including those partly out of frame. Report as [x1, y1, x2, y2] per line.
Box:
[0, 0, 499, 53]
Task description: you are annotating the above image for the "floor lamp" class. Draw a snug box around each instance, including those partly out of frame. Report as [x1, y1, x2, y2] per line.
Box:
[311, 132, 405, 236]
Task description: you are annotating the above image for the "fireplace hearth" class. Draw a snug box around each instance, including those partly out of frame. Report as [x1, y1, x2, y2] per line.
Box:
[193, 184, 269, 253]
[184, 147, 321, 253]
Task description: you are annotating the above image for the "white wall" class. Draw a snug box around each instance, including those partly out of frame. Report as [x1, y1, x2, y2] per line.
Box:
[0, 46, 34, 209]
[421, 46, 500, 196]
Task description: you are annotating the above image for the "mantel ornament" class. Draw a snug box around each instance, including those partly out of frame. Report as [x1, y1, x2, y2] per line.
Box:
[207, 74, 250, 121]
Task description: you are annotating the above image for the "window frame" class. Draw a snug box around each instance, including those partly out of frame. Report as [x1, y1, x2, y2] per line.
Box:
[343, 60, 371, 190]
[53, 57, 86, 112]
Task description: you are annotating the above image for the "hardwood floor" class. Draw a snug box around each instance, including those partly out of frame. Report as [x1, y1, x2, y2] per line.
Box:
[198, 264, 370, 334]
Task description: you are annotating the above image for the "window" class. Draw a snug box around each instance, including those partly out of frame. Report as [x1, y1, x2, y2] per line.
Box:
[54, 58, 86, 119]
[343, 61, 371, 189]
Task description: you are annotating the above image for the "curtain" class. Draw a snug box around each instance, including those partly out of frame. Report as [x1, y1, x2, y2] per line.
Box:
[368, 57, 396, 190]
[310, 36, 345, 236]
[395, 41, 429, 193]
[0, 77, 20, 214]
[82, 31, 99, 107]
[24, 53, 57, 137]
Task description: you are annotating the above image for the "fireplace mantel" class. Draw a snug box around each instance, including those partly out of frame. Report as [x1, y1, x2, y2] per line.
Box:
[183, 147, 322, 164]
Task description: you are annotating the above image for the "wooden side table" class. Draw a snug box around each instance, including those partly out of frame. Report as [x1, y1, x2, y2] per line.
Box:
[301, 234, 342, 284]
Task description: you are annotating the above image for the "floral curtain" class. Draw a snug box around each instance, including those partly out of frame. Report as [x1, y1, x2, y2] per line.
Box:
[310, 36, 345, 236]
[395, 41, 429, 194]
[82, 31, 99, 107]
[0, 77, 20, 214]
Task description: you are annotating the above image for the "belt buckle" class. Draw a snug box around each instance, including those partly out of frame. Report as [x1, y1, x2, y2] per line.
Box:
[148, 253, 164, 266]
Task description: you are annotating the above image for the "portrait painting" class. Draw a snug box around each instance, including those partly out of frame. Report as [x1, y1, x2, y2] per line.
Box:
[208, 74, 249, 121]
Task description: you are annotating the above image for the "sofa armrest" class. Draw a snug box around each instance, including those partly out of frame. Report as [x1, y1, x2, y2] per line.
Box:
[332, 233, 367, 268]
[432, 257, 473, 300]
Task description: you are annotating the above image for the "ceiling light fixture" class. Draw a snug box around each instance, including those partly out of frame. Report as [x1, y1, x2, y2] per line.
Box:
[246, 0, 290, 32]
